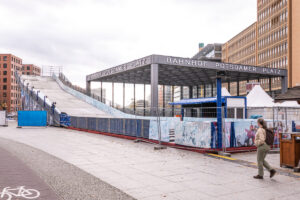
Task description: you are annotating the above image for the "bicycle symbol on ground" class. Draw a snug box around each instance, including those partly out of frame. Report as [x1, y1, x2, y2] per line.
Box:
[0, 186, 40, 200]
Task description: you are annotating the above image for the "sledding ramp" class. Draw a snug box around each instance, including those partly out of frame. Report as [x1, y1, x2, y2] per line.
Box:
[20, 75, 114, 118]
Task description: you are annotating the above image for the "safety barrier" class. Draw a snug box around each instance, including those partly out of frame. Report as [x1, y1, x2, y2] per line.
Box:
[68, 114, 289, 150]
[60, 113, 71, 127]
[15, 72, 69, 127]
[18, 111, 47, 127]
[0, 111, 7, 126]
[16, 73, 299, 151]
[69, 116, 150, 139]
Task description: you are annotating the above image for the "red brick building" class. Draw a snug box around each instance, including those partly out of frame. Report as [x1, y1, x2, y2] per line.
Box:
[0, 54, 22, 113]
[22, 64, 41, 76]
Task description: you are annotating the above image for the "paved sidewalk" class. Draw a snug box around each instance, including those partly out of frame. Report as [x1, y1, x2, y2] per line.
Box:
[0, 146, 59, 200]
[0, 138, 135, 200]
[1, 121, 300, 200]
[232, 151, 282, 169]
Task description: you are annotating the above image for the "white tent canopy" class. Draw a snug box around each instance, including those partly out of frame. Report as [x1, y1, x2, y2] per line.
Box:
[247, 85, 300, 108]
[221, 88, 231, 96]
[247, 85, 275, 107]
[275, 101, 300, 107]
[214, 88, 231, 97]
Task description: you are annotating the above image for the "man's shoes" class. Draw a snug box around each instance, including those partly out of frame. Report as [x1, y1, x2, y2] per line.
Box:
[253, 175, 263, 179]
[270, 169, 276, 178]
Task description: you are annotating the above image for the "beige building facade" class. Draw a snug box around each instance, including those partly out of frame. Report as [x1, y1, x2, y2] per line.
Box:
[222, 0, 300, 95]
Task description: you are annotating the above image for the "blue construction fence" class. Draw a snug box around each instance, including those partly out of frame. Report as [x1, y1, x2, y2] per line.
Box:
[68, 115, 298, 149]
[70, 116, 150, 138]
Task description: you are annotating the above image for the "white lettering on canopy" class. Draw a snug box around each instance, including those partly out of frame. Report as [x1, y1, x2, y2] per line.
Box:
[87, 55, 286, 81]
[88, 57, 151, 80]
[166, 57, 207, 68]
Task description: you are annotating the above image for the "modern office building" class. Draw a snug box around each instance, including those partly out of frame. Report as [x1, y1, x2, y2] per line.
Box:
[22, 64, 41, 75]
[0, 54, 22, 113]
[222, 0, 300, 95]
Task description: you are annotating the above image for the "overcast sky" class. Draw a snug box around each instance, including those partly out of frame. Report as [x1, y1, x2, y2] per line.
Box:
[0, 0, 257, 87]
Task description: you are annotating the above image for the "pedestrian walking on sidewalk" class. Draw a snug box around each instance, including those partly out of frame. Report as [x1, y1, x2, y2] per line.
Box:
[253, 118, 276, 179]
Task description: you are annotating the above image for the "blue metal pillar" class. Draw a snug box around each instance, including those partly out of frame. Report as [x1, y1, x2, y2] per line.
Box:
[216, 78, 222, 149]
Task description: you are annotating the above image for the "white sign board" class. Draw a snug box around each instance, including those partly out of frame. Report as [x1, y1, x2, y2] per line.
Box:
[0, 111, 6, 126]
[227, 98, 245, 108]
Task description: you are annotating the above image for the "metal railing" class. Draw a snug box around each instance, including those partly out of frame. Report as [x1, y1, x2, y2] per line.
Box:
[58, 73, 115, 106]
[15, 72, 62, 126]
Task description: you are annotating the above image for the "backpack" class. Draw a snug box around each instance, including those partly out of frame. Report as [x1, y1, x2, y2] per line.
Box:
[265, 128, 274, 146]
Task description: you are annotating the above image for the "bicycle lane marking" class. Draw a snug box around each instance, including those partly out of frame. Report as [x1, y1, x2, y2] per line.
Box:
[0, 186, 40, 200]
[0, 147, 59, 200]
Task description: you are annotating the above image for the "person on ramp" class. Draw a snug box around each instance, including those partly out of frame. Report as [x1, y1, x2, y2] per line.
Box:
[253, 118, 276, 179]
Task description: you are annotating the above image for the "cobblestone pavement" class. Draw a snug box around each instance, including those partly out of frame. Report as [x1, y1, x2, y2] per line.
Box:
[0, 146, 59, 200]
[1, 121, 300, 200]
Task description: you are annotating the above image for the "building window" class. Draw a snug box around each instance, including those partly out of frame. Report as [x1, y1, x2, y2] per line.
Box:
[3, 78, 7, 83]
[3, 71, 7, 75]
[27, 66, 30, 70]
[3, 85, 7, 90]
[3, 63, 7, 68]
[3, 56, 7, 61]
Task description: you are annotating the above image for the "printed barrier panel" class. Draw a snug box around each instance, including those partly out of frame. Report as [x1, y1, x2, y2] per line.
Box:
[0, 111, 6, 126]
[211, 122, 233, 148]
[175, 121, 212, 148]
[149, 118, 180, 142]
[18, 111, 47, 127]
[293, 121, 300, 132]
[233, 121, 257, 147]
